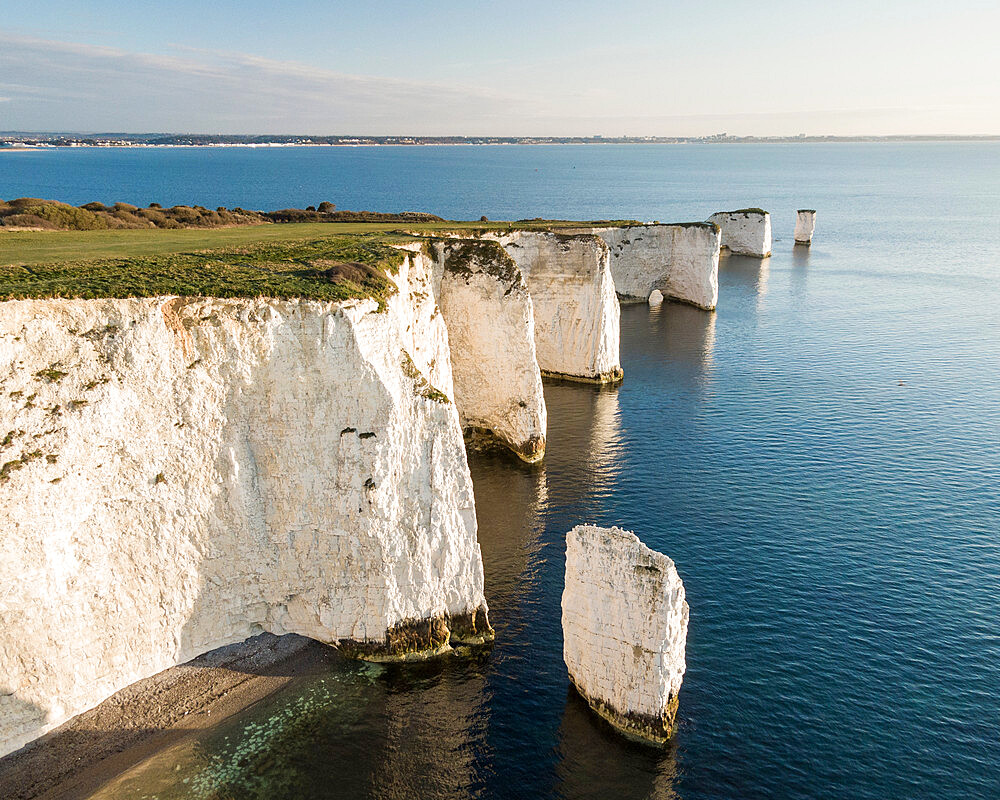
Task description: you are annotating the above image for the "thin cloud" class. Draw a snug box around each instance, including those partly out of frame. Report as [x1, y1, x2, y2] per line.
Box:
[0, 33, 527, 133]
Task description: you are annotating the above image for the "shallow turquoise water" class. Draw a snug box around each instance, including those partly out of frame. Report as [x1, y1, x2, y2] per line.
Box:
[4, 144, 999, 799]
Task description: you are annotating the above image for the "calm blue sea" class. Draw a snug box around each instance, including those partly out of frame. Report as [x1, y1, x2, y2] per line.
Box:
[3, 144, 999, 800]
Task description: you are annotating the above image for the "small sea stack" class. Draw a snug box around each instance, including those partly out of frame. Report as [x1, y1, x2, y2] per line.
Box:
[707, 208, 772, 257]
[561, 525, 689, 745]
[647, 289, 664, 306]
[794, 209, 816, 245]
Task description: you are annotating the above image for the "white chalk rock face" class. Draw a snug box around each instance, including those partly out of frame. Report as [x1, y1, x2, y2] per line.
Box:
[487, 231, 623, 384]
[0, 251, 492, 757]
[795, 209, 816, 245]
[562, 524, 688, 745]
[707, 209, 772, 257]
[593, 223, 720, 310]
[428, 239, 547, 463]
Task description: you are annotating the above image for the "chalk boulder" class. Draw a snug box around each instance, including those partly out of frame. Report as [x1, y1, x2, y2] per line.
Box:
[561, 524, 688, 745]
[707, 209, 772, 257]
[794, 209, 816, 245]
[593, 223, 720, 311]
[488, 231, 623, 384]
[426, 239, 546, 463]
[648, 289, 664, 306]
[0, 250, 492, 757]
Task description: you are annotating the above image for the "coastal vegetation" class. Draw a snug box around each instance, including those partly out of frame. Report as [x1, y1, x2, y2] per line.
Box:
[0, 203, 644, 308]
[0, 212, 640, 269]
[0, 237, 404, 304]
[0, 197, 444, 231]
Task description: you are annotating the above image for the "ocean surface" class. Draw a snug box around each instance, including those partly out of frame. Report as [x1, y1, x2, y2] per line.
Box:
[3, 144, 999, 799]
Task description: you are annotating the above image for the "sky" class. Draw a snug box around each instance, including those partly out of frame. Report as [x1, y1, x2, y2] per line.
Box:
[1, 0, 998, 137]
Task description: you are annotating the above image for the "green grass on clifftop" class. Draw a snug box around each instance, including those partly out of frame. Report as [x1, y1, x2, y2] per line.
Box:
[0, 236, 405, 304]
[0, 217, 643, 303]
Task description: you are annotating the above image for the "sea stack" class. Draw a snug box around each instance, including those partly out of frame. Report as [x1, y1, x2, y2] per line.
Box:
[794, 209, 816, 245]
[592, 222, 721, 311]
[707, 209, 772, 257]
[561, 525, 689, 745]
[425, 238, 547, 463]
[647, 289, 664, 306]
[488, 231, 623, 384]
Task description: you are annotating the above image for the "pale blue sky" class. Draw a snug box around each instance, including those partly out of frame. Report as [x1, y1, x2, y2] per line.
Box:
[2, 0, 998, 135]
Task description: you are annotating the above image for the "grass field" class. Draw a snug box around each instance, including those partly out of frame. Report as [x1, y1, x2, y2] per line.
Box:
[1, 223, 411, 266]
[0, 219, 638, 301]
[0, 234, 410, 303]
[0, 219, 634, 267]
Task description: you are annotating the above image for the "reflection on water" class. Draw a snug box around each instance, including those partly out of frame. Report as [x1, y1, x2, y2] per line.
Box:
[721, 253, 771, 309]
[555, 690, 679, 800]
[469, 449, 547, 619]
[642, 303, 716, 373]
[365, 660, 491, 799]
[790, 244, 811, 299]
[541, 380, 623, 502]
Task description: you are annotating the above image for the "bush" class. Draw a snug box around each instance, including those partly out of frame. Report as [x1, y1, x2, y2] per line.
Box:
[1, 213, 58, 229]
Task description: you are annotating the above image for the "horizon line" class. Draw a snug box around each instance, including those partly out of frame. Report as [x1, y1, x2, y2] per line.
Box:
[4, 131, 1000, 141]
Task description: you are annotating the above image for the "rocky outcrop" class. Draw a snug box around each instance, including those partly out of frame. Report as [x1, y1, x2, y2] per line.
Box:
[562, 525, 688, 745]
[707, 209, 772, 257]
[592, 223, 720, 311]
[425, 239, 546, 463]
[486, 231, 623, 384]
[0, 250, 492, 757]
[795, 209, 816, 245]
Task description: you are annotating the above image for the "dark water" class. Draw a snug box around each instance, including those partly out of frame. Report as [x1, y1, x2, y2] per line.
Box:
[5, 144, 999, 799]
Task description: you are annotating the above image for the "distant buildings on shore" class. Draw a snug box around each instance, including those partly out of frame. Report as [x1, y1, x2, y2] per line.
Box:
[2, 132, 998, 149]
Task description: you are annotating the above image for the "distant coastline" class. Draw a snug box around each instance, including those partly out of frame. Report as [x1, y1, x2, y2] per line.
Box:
[3, 133, 1000, 150]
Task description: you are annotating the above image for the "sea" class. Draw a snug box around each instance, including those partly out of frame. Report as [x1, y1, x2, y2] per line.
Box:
[2, 143, 999, 799]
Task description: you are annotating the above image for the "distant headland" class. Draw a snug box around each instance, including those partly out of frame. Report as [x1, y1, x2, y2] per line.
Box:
[2, 132, 999, 149]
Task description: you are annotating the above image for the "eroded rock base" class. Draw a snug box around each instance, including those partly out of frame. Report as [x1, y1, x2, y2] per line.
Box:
[338, 607, 494, 662]
[541, 367, 625, 386]
[463, 425, 545, 464]
[570, 678, 680, 746]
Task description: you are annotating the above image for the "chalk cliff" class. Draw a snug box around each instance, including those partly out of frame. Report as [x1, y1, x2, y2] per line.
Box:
[592, 223, 720, 311]
[795, 209, 816, 245]
[0, 250, 492, 757]
[707, 209, 772, 257]
[486, 231, 623, 384]
[426, 239, 546, 463]
[562, 524, 688, 745]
